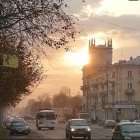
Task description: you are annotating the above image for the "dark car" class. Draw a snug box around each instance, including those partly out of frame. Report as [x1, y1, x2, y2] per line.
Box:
[10, 121, 31, 135]
[65, 119, 91, 140]
[7, 117, 26, 130]
[104, 120, 116, 128]
[112, 122, 140, 140]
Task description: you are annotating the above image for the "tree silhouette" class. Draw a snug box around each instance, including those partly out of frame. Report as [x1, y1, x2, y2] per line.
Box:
[0, 0, 77, 51]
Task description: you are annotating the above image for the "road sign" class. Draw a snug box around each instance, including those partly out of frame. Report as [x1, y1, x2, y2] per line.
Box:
[3, 54, 18, 68]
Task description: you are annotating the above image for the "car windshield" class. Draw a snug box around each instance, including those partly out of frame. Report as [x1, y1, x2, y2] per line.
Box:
[12, 121, 26, 127]
[70, 120, 88, 126]
[121, 124, 140, 133]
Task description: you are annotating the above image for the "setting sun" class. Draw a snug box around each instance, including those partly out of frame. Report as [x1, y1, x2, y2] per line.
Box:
[64, 47, 89, 66]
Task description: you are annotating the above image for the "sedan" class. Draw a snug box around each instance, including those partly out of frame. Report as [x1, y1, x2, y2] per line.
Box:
[65, 119, 91, 140]
[10, 121, 31, 135]
[112, 122, 140, 140]
[7, 117, 26, 130]
[104, 120, 116, 128]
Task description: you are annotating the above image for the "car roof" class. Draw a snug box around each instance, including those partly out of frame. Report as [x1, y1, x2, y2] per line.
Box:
[12, 118, 25, 122]
[39, 110, 54, 113]
[118, 122, 140, 125]
[70, 118, 86, 121]
[106, 120, 116, 121]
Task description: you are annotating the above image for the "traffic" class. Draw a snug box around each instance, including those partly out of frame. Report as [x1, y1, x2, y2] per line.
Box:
[3, 109, 140, 139]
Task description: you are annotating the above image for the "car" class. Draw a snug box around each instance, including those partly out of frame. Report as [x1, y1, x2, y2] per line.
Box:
[7, 117, 26, 129]
[65, 119, 91, 140]
[112, 122, 140, 140]
[133, 120, 140, 123]
[104, 120, 116, 128]
[120, 120, 130, 122]
[9, 120, 31, 135]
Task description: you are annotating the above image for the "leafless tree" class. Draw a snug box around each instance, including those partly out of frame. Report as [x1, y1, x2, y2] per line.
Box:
[0, 0, 77, 51]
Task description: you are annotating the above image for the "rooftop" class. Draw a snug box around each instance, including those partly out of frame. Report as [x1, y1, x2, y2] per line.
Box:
[115, 56, 140, 65]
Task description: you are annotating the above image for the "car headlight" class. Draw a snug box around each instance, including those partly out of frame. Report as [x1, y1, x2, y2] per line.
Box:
[87, 128, 91, 131]
[71, 128, 75, 132]
[124, 136, 132, 140]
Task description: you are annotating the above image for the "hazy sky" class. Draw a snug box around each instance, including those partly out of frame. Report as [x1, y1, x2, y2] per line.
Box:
[17, 0, 140, 107]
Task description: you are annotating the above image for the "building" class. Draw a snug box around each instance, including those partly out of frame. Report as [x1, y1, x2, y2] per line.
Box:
[81, 39, 140, 122]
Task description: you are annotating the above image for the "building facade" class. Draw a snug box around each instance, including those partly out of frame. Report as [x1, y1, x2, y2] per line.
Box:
[81, 39, 140, 122]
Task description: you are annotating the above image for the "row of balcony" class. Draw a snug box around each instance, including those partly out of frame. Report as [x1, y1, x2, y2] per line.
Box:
[81, 88, 135, 96]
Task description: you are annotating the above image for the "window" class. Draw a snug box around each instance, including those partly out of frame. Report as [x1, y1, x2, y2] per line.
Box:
[128, 71, 132, 78]
[128, 83, 132, 90]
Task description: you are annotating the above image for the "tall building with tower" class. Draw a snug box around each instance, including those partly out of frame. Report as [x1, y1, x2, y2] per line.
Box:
[81, 39, 140, 122]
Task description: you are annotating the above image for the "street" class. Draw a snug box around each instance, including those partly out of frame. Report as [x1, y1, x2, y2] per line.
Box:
[8, 120, 113, 139]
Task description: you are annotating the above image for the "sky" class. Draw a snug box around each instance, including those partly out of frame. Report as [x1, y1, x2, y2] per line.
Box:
[17, 0, 140, 107]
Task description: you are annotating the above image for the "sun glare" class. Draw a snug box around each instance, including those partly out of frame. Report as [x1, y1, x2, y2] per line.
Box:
[64, 47, 89, 66]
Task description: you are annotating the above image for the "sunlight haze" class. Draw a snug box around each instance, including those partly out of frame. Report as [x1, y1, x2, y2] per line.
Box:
[17, 0, 140, 107]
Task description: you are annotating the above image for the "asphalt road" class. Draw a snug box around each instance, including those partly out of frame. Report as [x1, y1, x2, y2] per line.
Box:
[7, 120, 113, 139]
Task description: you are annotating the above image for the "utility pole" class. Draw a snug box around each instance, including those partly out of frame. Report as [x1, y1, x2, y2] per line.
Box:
[106, 59, 109, 120]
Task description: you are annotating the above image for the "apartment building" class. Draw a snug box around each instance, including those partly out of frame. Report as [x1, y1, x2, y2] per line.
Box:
[81, 39, 140, 121]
